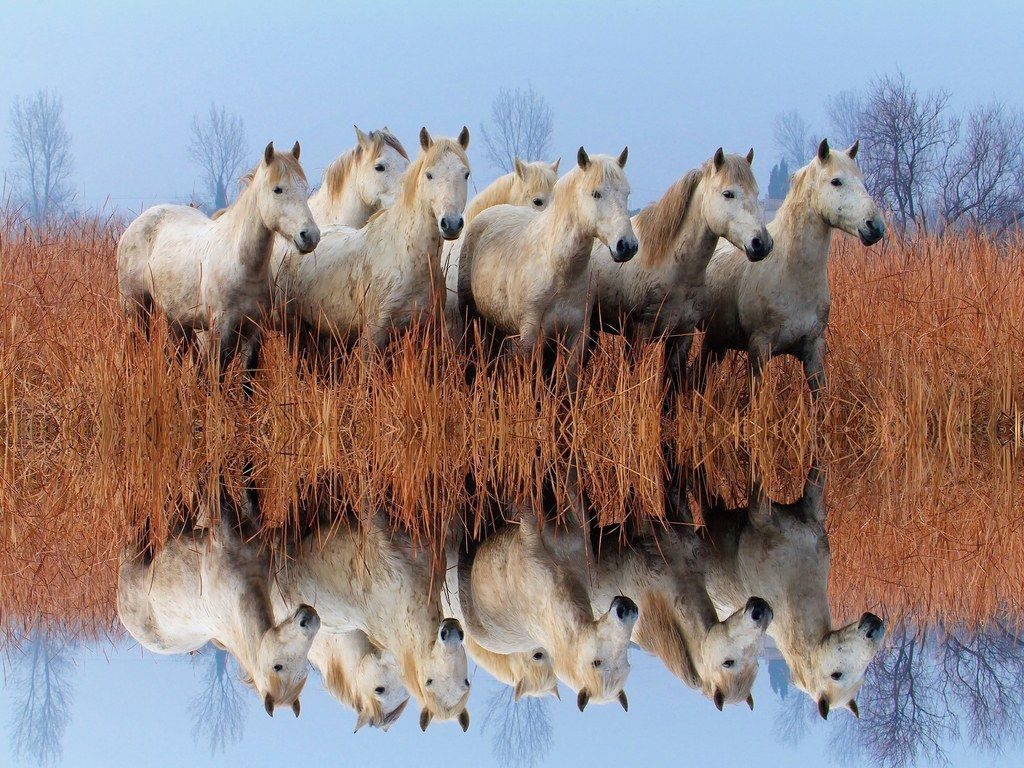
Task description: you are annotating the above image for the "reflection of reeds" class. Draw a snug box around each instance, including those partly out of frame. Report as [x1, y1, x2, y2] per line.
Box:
[0, 218, 1022, 642]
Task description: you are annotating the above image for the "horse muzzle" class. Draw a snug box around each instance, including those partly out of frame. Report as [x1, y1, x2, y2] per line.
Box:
[858, 218, 885, 246]
[858, 612, 885, 641]
[611, 236, 639, 263]
[439, 215, 464, 241]
[744, 233, 773, 262]
[295, 226, 321, 254]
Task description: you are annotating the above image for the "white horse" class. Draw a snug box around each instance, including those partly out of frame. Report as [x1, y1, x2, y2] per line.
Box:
[276, 504, 471, 731]
[697, 463, 886, 719]
[273, 127, 470, 359]
[117, 142, 319, 394]
[458, 148, 637, 388]
[698, 139, 885, 394]
[442, 158, 560, 339]
[116, 482, 320, 717]
[458, 505, 638, 711]
[306, 126, 409, 228]
[590, 148, 771, 392]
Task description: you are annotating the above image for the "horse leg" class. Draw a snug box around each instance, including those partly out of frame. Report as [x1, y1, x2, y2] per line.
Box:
[664, 332, 694, 401]
[800, 336, 827, 398]
[690, 339, 724, 393]
[747, 339, 770, 392]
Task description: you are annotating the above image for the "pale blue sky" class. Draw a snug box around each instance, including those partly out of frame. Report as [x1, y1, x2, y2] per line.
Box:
[1, 1, 1021, 212]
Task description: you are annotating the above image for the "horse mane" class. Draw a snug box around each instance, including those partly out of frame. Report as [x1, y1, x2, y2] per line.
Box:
[399, 137, 471, 210]
[224, 152, 307, 215]
[319, 129, 409, 203]
[400, 648, 470, 720]
[464, 174, 516, 224]
[634, 168, 703, 267]
[633, 591, 702, 689]
[548, 156, 628, 223]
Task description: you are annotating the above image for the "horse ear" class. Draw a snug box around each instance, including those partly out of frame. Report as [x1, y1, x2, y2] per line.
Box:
[617, 146, 628, 168]
[354, 125, 369, 148]
[419, 127, 433, 152]
[577, 147, 590, 170]
[291, 141, 301, 160]
[513, 680, 526, 701]
[551, 158, 561, 174]
[354, 710, 371, 732]
[458, 709, 470, 732]
[291, 699, 301, 718]
[713, 688, 725, 711]
[513, 157, 526, 181]
[713, 147, 725, 171]
[847, 139, 860, 159]
[617, 691, 629, 712]
[550, 685, 561, 700]
[264, 142, 275, 166]
[458, 126, 470, 150]
[817, 138, 830, 162]
[746, 148, 755, 165]
[264, 693, 275, 717]
[746, 694, 754, 710]
[818, 697, 830, 720]
[419, 709, 432, 731]
[848, 699, 860, 719]
[576, 688, 591, 712]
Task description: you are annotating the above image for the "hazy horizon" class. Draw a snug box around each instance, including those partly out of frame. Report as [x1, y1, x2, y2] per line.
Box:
[2, 1, 1022, 213]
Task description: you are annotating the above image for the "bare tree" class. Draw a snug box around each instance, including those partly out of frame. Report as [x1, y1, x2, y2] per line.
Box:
[189, 645, 245, 755]
[826, 90, 865, 149]
[773, 109, 817, 169]
[7, 627, 75, 767]
[7, 90, 75, 226]
[480, 84, 554, 173]
[936, 103, 1024, 234]
[856, 72, 954, 232]
[187, 103, 248, 210]
[480, 686, 554, 768]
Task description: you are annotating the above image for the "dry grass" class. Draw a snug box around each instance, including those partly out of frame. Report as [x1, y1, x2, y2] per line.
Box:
[1, 215, 1022, 642]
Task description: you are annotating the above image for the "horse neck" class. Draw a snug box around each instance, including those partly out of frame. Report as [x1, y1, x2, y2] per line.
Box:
[312, 633, 370, 709]
[218, 585, 276, 681]
[653, 176, 719, 282]
[771, 590, 832, 674]
[772, 186, 833, 280]
[671, 579, 720, 679]
[387, 179, 443, 263]
[218, 185, 275, 276]
[539, 184, 596, 283]
[310, 171, 373, 228]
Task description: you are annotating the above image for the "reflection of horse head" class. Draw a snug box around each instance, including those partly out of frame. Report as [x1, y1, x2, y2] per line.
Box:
[116, 472, 320, 717]
[276, 488, 469, 731]
[589, 464, 771, 710]
[456, 473, 637, 711]
[698, 464, 885, 718]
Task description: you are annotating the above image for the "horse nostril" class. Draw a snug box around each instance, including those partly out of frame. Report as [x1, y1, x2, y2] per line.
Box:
[456, 217, 464, 231]
[751, 237, 762, 252]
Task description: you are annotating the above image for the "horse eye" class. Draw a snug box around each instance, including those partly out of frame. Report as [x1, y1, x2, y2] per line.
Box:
[374, 164, 385, 172]
[722, 659, 735, 668]
[831, 178, 843, 187]
[374, 686, 386, 695]
[533, 198, 543, 207]
[723, 190, 735, 199]
[273, 664, 283, 672]
[533, 651, 544, 660]
[425, 172, 433, 180]
[592, 659, 602, 669]
[592, 191, 602, 199]
[425, 678, 433, 686]
[464, 678, 470, 687]
[464, 171, 470, 180]
[273, 187, 283, 195]
[831, 671, 843, 680]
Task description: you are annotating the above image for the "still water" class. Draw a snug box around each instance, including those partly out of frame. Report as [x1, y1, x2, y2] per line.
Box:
[2, 459, 1022, 768]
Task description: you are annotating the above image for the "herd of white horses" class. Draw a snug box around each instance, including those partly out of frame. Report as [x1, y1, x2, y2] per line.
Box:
[116, 125, 886, 397]
[116, 463, 885, 731]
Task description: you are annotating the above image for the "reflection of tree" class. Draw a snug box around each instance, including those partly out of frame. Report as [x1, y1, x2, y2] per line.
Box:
[7, 627, 75, 767]
[189, 645, 245, 755]
[940, 623, 1024, 753]
[825, 621, 1024, 768]
[480, 686, 553, 768]
[773, 682, 816, 747]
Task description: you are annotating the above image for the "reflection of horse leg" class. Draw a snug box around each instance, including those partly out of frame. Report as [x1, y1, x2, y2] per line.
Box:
[240, 328, 263, 400]
[797, 461, 826, 523]
[800, 336, 827, 398]
[664, 331, 693, 399]
[690, 339, 724, 392]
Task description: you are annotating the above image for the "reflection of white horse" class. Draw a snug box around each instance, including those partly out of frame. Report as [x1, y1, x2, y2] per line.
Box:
[117, 483, 320, 717]
[698, 464, 885, 719]
[277, 506, 470, 731]
[305, 629, 409, 731]
[458, 501, 638, 711]
[443, 550, 559, 700]
[590, 498, 772, 709]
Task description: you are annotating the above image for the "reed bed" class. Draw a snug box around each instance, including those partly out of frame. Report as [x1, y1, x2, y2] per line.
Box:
[0, 216, 1022, 642]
